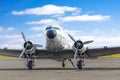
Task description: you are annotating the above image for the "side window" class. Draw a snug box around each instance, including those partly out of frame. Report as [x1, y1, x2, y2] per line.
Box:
[53, 27, 60, 30]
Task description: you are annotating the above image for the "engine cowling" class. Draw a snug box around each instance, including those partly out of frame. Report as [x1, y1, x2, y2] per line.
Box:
[24, 41, 36, 54]
[74, 40, 83, 49]
[72, 40, 86, 54]
[24, 41, 33, 50]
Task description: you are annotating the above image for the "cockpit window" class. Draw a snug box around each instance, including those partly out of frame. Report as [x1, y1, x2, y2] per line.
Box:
[45, 25, 60, 30]
[45, 25, 52, 30]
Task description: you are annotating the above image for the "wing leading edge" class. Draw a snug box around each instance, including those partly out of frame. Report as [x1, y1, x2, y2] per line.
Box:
[1, 46, 120, 58]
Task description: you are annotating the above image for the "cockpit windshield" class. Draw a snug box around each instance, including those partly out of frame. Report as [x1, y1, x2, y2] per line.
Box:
[45, 25, 52, 30]
[45, 25, 60, 30]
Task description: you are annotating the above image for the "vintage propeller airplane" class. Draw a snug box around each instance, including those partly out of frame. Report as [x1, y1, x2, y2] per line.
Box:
[1, 25, 120, 70]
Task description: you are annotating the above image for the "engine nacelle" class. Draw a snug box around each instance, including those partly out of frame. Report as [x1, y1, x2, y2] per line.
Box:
[72, 45, 86, 54]
[72, 40, 87, 54]
[24, 41, 36, 54]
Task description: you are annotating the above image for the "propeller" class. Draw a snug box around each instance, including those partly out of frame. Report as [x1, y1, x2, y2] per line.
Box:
[68, 34, 93, 60]
[19, 48, 26, 59]
[83, 40, 93, 44]
[19, 32, 42, 59]
[68, 34, 82, 60]
[34, 44, 43, 47]
[19, 32, 33, 59]
[21, 32, 27, 42]
[74, 47, 78, 60]
[68, 34, 76, 42]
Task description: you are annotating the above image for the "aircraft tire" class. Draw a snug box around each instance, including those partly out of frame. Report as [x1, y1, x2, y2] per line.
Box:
[62, 62, 65, 68]
[27, 60, 33, 70]
[77, 60, 82, 69]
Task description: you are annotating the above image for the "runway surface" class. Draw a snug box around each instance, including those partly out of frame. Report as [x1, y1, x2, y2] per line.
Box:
[0, 58, 120, 80]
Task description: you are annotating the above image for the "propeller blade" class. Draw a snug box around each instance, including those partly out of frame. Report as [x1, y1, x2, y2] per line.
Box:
[19, 48, 26, 59]
[74, 48, 78, 60]
[68, 34, 76, 42]
[34, 44, 43, 47]
[21, 32, 27, 42]
[83, 40, 93, 44]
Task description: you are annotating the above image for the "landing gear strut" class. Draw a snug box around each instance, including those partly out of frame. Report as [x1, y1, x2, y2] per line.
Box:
[26, 54, 34, 70]
[76, 53, 85, 69]
[77, 60, 83, 69]
[62, 58, 66, 68]
[68, 58, 75, 67]
[62, 58, 75, 68]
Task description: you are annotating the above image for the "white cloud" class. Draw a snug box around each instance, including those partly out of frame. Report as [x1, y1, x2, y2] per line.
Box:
[0, 27, 14, 33]
[60, 15, 110, 22]
[28, 34, 43, 39]
[112, 29, 117, 32]
[92, 29, 103, 34]
[0, 27, 4, 32]
[64, 29, 81, 36]
[0, 34, 21, 39]
[7, 27, 14, 31]
[93, 29, 99, 32]
[11, 4, 79, 15]
[30, 27, 44, 31]
[26, 19, 59, 25]
[0, 34, 23, 49]
[0, 43, 22, 49]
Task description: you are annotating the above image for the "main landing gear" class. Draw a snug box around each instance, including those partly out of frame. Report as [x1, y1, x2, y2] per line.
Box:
[62, 58, 75, 68]
[76, 53, 85, 69]
[77, 60, 83, 69]
[62, 58, 84, 70]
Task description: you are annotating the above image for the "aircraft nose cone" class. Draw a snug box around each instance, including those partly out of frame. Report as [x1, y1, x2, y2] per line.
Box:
[47, 30, 57, 39]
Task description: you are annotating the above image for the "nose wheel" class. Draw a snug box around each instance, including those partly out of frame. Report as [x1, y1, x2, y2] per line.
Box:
[26, 54, 35, 70]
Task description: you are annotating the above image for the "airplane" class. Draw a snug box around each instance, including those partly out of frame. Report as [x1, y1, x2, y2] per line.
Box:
[1, 25, 120, 70]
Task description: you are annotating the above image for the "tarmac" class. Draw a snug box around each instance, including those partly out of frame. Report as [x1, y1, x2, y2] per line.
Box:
[0, 58, 120, 80]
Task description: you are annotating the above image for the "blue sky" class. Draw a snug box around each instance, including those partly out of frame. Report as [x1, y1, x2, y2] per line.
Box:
[0, 0, 120, 49]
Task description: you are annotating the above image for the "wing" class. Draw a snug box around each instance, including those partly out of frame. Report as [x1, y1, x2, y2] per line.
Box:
[0, 49, 22, 57]
[35, 46, 120, 58]
[86, 46, 120, 58]
[1, 46, 120, 58]
[35, 49, 74, 59]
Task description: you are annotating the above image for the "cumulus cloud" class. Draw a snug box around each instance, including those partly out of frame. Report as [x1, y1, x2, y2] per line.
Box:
[7, 27, 14, 31]
[26, 19, 59, 25]
[0, 27, 15, 32]
[64, 29, 81, 36]
[0, 27, 4, 32]
[0, 34, 21, 39]
[112, 29, 117, 32]
[26, 14, 110, 26]
[30, 27, 44, 31]
[0, 34, 23, 49]
[11, 4, 79, 15]
[93, 29, 99, 32]
[60, 15, 110, 22]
